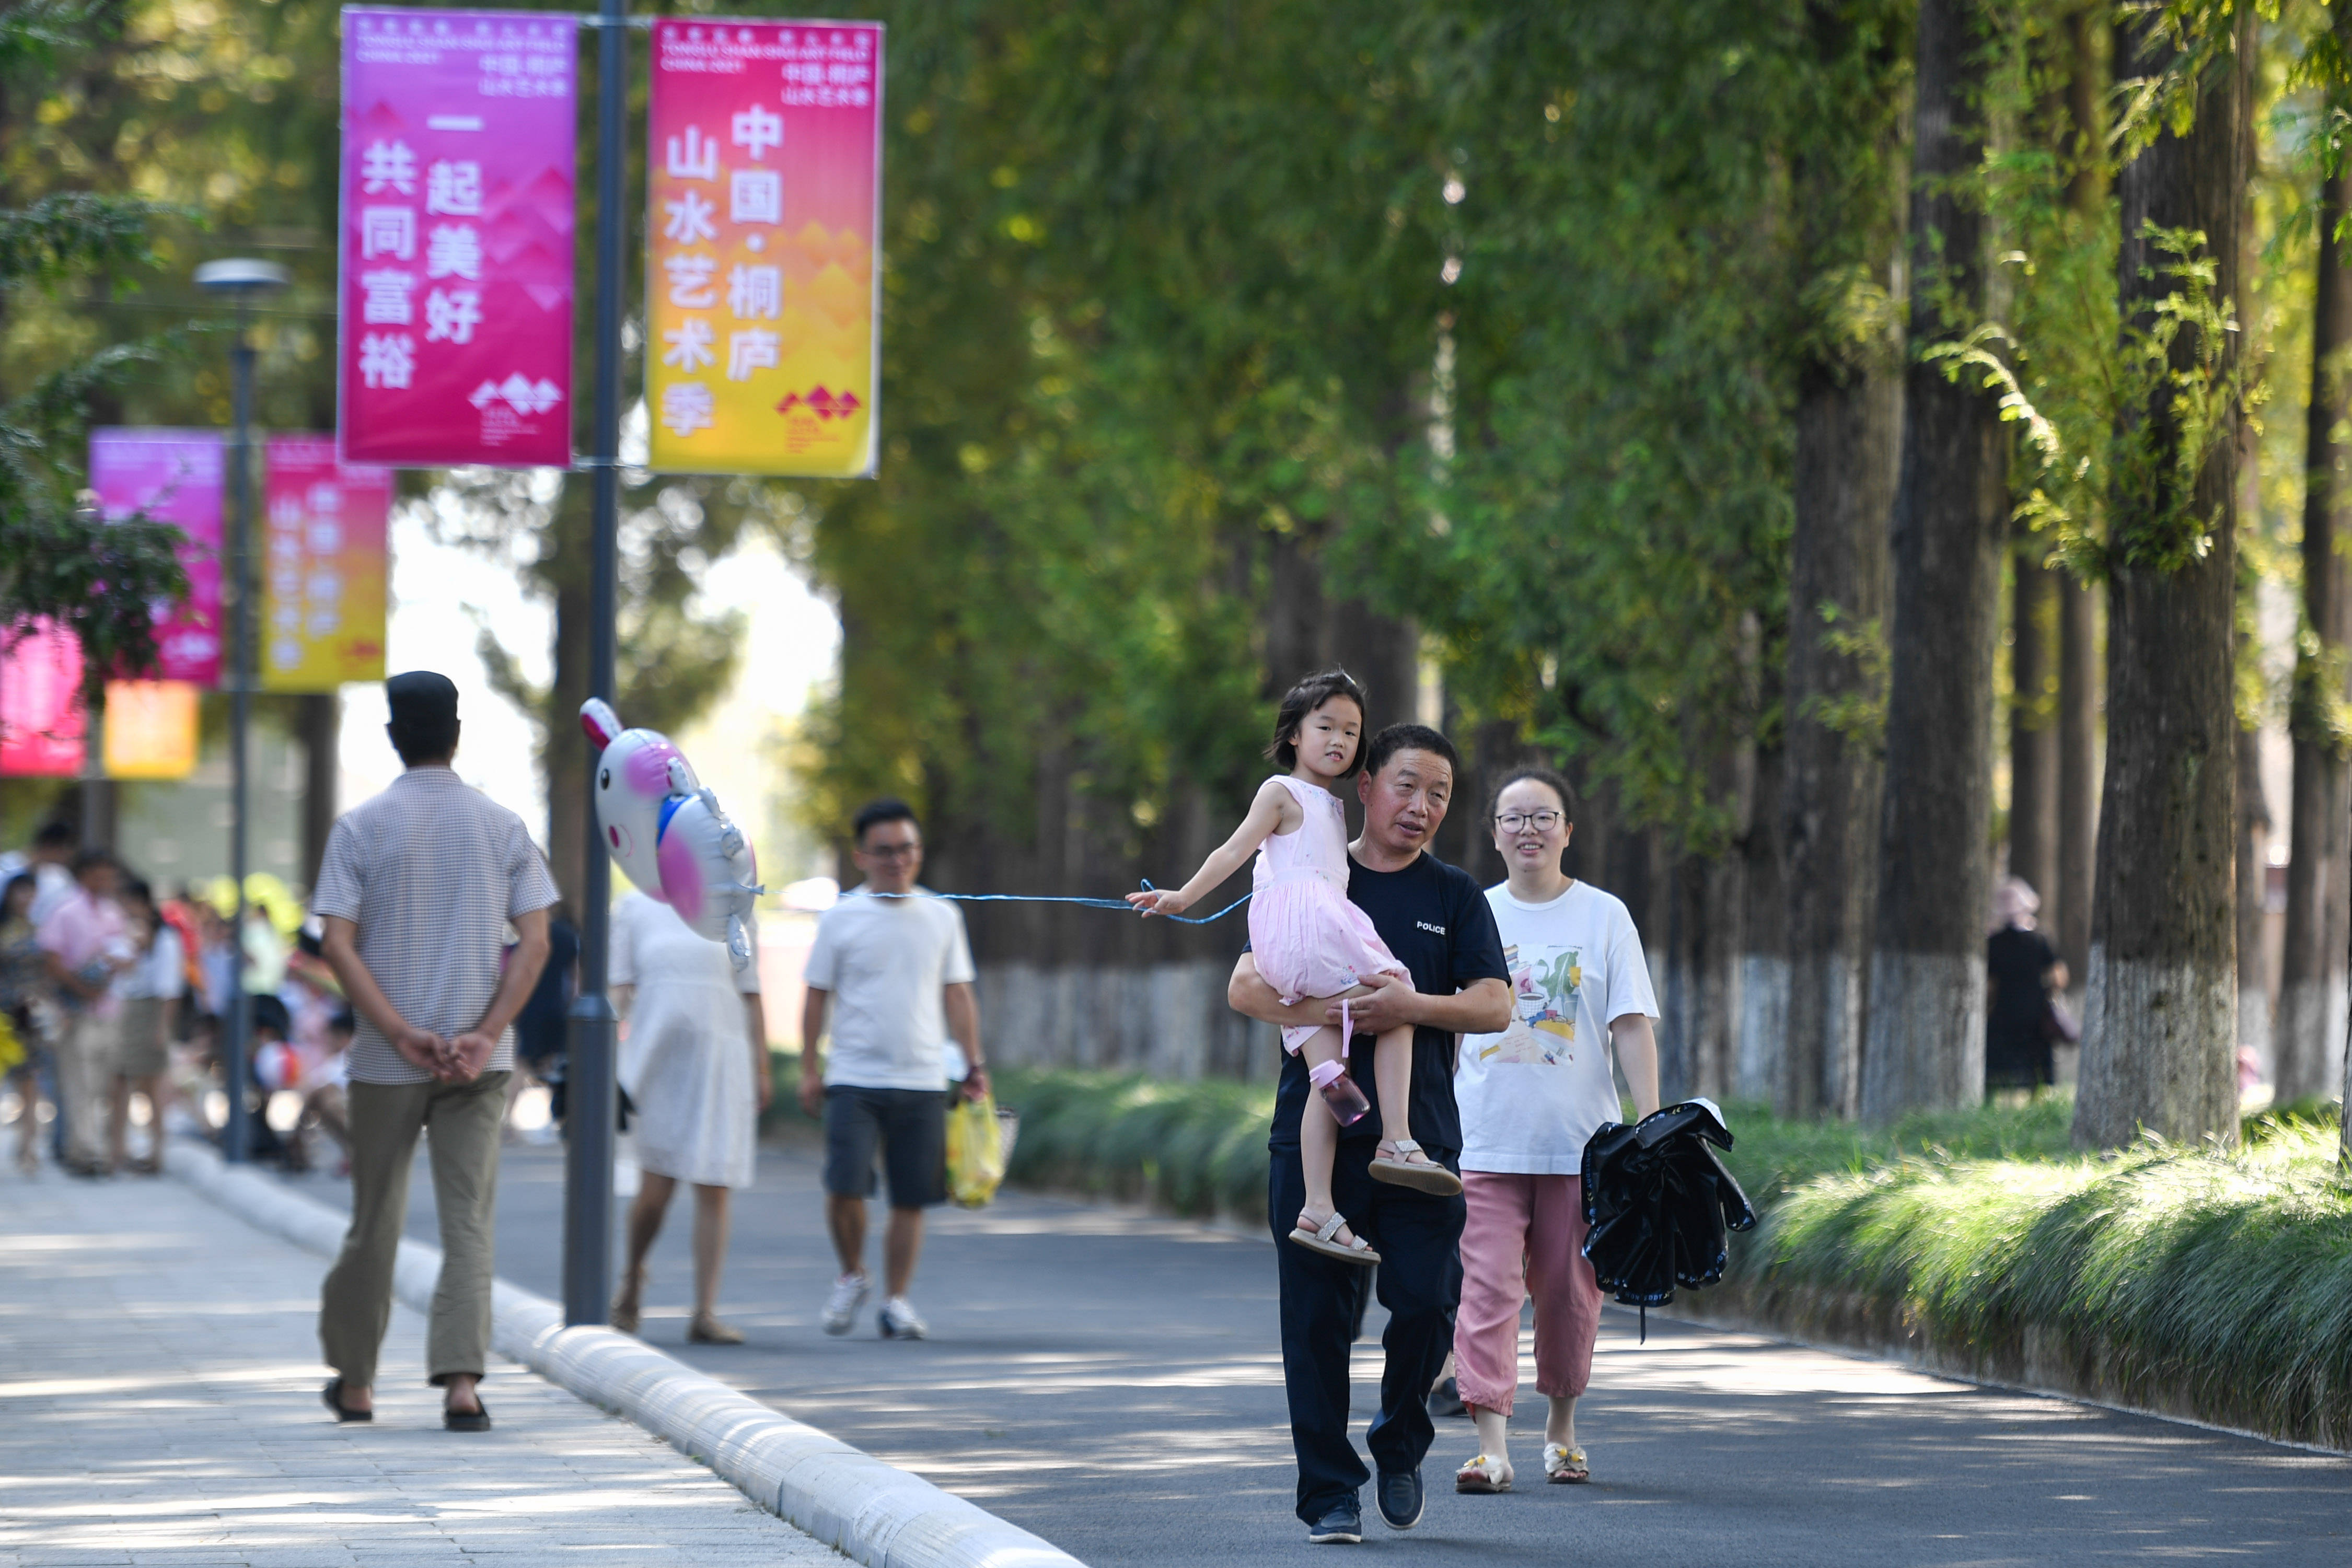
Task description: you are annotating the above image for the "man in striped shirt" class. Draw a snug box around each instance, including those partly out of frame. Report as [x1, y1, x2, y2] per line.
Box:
[312, 672, 556, 1432]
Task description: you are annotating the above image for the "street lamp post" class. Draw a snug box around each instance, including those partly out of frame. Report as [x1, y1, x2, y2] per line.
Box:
[194, 257, 287, 1165]
[561, 0, 628, 1326]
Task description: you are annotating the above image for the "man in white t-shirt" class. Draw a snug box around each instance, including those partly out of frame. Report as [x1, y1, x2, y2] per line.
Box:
[1449, 765, 1660, 1495]
[799, 798, 985, 1342]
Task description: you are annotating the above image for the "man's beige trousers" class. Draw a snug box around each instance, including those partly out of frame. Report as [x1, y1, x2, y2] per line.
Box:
[319, 1072, 509, 1387]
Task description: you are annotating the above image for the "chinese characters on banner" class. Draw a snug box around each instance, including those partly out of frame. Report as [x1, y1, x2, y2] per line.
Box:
[0, 622, 83, 778]
[88, 428, 225, 687]
[103, 681, 200, 781]
[261, 437, 392, 691]
[646, 18, 882, 477]
[339, 8, 576, 468]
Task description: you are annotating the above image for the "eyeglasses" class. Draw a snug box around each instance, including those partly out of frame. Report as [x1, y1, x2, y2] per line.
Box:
[861, 842, 920, 860]
[1494, 811, 1563, 833]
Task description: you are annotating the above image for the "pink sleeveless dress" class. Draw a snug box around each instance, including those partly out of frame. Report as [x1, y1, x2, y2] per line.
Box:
[1249, 775, 1408, 1054]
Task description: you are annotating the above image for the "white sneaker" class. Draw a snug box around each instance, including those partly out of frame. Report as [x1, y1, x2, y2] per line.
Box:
[821, 1272, 870, 1336]
[878, 1295, 928, 1340]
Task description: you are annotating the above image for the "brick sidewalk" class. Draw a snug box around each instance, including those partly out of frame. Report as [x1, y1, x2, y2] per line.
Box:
[0, 1162, 840, 1568]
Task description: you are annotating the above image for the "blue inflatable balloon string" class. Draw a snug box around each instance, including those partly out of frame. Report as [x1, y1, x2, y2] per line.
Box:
[864, 880, 1250, 925]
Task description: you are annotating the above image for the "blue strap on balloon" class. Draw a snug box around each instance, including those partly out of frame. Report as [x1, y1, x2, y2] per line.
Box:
[865, 880, 1250, 925]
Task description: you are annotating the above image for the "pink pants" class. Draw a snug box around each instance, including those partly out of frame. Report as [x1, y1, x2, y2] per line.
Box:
[1452, 1171, 1603, 1417]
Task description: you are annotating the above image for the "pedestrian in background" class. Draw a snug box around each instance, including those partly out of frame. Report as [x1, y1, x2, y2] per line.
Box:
[608, 890, 769, 1343]
[311, 671, 555, 1432]
[2, 872, 53, 1174]
[106, 878, 182, 1175]
[0, 820, 79, 926]
[1450, 767, 1660, 1494]
[1985, 877, 2067, 1096]
[37, 850, 133, 1177]
[800, 798, 987, 1342]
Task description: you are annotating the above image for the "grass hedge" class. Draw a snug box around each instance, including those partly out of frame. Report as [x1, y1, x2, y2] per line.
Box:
[1745, 1105, 2352, 1448]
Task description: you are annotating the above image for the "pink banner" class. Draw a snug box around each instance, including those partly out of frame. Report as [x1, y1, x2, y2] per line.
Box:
[89, 427, 225, 687]
[0, 621, 85, 779]
[645, 18, 883, 477]
[338, 8, 576, 468]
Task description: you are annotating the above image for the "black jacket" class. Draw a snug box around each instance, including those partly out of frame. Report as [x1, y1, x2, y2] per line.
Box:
[1580, 1099, 1757, 1309]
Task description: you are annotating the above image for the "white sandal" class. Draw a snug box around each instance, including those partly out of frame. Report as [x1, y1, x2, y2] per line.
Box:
[1370, 1139, 1463, 1196]
[1455, 1453, 1513, 1493]
[1544, 1442, 1590, 1483]
[1290, 1210, 1381, 1266]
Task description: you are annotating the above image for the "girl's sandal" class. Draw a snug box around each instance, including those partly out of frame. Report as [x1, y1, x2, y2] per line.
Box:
[1291, 1210, 1381, 1266]
[1370, 1139, 1464, 1197]
[1455, 1453, 1513, 1493]
[1544, 1443, 1590, 1484]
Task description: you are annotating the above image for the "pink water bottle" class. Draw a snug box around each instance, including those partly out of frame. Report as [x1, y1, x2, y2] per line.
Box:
[1307, 1059, 1371, 1126]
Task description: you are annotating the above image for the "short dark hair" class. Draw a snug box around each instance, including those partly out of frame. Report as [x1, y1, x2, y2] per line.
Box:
[1363, 723, 1461, 780]
[1487, 765, 1578, 826]
[122, 877, 155, 908]
[853, 797, 920, 845]
[33, 821, 73, 850]
[250, 992, 291, 1042]
[70, 848, 114, 878]
[389, 714, 459, 765]
[3, 872, 34, 910]
[1267, 669, 1369, 775]
[327, 1008, 357, 1036]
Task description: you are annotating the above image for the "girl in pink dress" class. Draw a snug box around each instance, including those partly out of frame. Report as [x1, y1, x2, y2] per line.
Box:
[1131, 670, 1462, 1266]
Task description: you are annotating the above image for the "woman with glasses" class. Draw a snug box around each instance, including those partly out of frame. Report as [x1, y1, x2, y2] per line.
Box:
[1449, 766, 1660, 1494]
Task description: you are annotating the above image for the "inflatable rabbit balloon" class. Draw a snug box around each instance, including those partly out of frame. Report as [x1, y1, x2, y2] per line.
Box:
[580, 698, 696, 900]
[580, 698, 763, 969]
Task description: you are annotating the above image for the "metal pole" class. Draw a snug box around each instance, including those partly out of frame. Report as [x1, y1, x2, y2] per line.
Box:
[562, 0, 627, 1326]
[223, 307, 256, 1165]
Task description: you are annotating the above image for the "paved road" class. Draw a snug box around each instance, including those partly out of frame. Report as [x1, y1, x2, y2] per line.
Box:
[0, 1159, 836, 1568]
[285, 1137, 2352, 1567]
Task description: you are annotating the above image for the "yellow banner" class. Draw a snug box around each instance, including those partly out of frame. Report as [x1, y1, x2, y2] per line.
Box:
[260, 436, 391, 692]
[103, 680, 199, 781]
[644, 19, 882, 478]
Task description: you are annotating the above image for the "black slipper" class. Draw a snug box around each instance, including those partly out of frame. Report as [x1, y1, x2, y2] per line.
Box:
[443, 1398, 491, 1433]
[322, 1378, 372, 1423]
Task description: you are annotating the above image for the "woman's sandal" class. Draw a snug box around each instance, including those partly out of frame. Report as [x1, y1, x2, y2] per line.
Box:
[1370, 1139, 1463, 1197]
[321, 1377, 372, 1423]
[443, 1397, 491, 1433]
[687, 1314, 745, 1345]
[1544, 1443, 1590, 1483]
[610, 1268, 646, 1334]
[1290, 1210, 1381, 1266]
[1455, 1453, 1513, 1493]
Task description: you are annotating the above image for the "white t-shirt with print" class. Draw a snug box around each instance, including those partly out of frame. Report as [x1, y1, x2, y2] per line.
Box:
[1455, 880, 1659, 1176]
[802, 888, 977, 1091]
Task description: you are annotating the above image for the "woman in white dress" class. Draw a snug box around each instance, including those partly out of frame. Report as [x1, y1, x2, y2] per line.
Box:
[608, 891, 770, 1343]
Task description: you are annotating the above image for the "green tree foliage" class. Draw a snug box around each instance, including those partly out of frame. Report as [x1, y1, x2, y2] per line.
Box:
[790, 1, 1851, 888]
[0, 2, 190, 713]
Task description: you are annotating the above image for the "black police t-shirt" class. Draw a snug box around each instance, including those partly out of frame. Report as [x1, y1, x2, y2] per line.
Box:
[1265, 849, 1509, 1157]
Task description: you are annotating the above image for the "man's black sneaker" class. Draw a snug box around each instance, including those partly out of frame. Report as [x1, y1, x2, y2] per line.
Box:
[1376, 1467, 1424, 1531]
[1306, 1499, 1362, 1544]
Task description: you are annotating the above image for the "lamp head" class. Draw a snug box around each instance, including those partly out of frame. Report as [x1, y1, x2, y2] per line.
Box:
[193, 258, 289, 296]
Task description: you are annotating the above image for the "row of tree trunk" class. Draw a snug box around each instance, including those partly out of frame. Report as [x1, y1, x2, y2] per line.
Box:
[1644, 2, 2345, 1147]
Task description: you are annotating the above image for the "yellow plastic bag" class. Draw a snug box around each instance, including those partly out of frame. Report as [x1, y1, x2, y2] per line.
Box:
[0, 1011, 22, 1074]
[944, 1091, 1009, 1209]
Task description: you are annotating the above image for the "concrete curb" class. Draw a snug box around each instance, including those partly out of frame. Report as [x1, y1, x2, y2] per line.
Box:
[170, 1141, 1086, 1568]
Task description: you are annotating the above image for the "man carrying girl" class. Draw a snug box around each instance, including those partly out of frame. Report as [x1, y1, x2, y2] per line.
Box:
[1219, 714, 1511, 1545]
